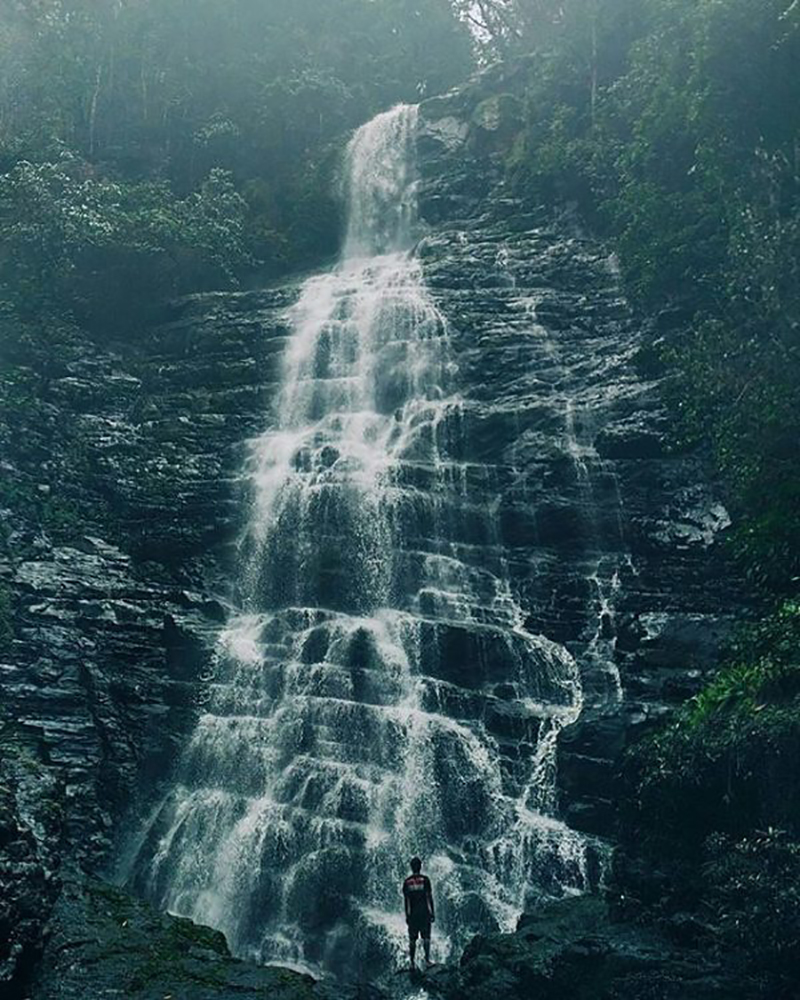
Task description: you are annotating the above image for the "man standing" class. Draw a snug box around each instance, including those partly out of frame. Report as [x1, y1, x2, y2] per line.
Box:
[402, 856, 435, 970]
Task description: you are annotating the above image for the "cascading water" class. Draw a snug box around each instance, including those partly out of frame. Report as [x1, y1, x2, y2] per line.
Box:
[126, 105, 602, 979]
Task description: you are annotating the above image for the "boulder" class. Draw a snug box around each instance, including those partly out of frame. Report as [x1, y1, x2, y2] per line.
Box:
[428, 896, 750, 1000]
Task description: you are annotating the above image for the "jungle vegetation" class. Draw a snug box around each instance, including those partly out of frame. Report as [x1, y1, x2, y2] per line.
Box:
[1, 0, 796, 594]
[1, 2, 799, 978]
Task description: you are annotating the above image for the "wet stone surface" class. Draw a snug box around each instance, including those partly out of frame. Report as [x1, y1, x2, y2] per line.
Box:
[417, 896, 750, 1000]
[416, 90, 742, 842]
[1, 78, 745, 994]
[27, 876, 379, 1000]
[0, 290, 298, 990]
[0, 734, 62, 995]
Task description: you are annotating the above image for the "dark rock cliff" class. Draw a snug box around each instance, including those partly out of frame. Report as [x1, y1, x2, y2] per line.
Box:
[0, 291, 297, 993]
[415, 81, 739, 842]
[1, 70, 745, 998]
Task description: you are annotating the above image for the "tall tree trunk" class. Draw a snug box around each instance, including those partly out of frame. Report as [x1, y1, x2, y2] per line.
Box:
[88, 63, 103, 158]
[590, 0, 598, 125]
[141, 58, 149, 123]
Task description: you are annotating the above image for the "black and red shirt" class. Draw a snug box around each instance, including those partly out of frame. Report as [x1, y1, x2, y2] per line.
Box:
[403, 874, 434, 921]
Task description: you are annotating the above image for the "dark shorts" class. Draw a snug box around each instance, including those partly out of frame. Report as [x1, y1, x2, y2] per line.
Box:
[407, 914, 431, 941]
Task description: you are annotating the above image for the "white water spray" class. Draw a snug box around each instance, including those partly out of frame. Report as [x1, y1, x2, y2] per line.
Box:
[126, 105, 599, 979]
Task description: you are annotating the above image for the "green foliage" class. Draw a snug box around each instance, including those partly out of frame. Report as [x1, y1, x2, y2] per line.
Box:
[704, 830, 800, 978]
[0, 157, 248, 330]
[624, 600, 800, 850]
[0, 0, 472, 339]
[686, 601, 800, 722]
[627, 700, 800, 845]
[495, 0, 800, 593]
[688, 658, 800, 724]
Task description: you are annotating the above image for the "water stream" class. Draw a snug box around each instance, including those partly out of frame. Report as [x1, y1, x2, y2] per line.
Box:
[126, 105, 602, 979]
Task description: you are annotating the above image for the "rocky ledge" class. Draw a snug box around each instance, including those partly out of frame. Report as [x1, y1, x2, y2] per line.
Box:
[0, 289, 295, 992]
[423, 895, 752, 1000]
[23, 883, 766, 1000]
[26, 876, 371, 1000]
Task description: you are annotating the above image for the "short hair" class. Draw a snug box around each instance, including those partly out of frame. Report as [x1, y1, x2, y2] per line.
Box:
[410, 856, 422, 873]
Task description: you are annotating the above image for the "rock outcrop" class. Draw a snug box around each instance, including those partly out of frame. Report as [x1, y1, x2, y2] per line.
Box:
[0, 292, 294, 990]
[416, 81, 740, 844]
[423, 896, 749, 1000]
[0, 731, 61, 995]
[28, 876, 379, 1000]
[1, 68, 746, 995]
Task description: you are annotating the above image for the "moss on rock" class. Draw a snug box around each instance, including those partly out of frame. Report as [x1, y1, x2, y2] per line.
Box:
[29, 877, 319, 1000]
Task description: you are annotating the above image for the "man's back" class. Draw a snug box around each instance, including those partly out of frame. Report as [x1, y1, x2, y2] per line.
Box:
[402, 861, 435, 969]
[402, 873, 432, 918]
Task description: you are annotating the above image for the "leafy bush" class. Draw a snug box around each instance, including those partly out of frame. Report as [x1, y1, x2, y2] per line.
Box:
[618, 604, 800, 991]
[687, 600, 800, 723]
[704, 831, 800, 981]
[624, 600, 800, 846]
[493, 0, 800, 593]
[0, 159, 249, 332]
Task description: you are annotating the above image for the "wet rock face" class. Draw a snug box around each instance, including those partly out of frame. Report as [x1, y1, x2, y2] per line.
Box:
[1, 291, 295, 873]
[426, 895, 750, 1000]
[27, 877, 328, 1000]
[0, 740, 61, 997]
[0, 291, 295, 986]
[1, 81, 743, 988]
[415, 93, 739, 838]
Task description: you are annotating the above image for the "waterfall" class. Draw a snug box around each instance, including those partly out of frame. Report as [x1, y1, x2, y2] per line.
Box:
[126, 105, 601, 979]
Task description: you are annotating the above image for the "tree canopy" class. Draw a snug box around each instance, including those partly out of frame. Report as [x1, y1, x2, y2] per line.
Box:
[1, 0, 798, 592]
[0, 0, 473, 332]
